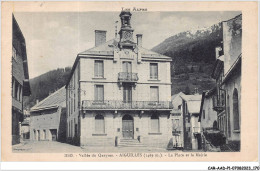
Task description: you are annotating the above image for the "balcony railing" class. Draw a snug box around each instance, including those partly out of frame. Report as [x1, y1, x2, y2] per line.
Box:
[118, 72, 138, 82]
[212, 94, 225, 112]
[82, 100, 173, 110]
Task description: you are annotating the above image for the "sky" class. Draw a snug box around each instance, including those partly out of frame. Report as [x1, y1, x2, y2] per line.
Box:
[14, 11, 241, 78]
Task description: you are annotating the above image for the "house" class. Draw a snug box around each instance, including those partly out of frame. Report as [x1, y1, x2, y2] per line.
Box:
[12, 15, 31, 145]
[65, 10, 173, 148]
[180, 94, 202, 150]
[30, 87, 66, 142]
[211, 14, 241, 151]
[199, 88, 218, 131]
[169, 92, 185, 149]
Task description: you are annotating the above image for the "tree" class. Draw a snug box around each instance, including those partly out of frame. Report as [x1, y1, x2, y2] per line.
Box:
[190, 66, 194, 73]
[199, 65, 203, 73]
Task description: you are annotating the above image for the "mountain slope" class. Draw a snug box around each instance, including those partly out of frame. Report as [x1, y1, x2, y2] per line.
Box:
[24, 67, 72, 108]
[152, 23, 222, 95]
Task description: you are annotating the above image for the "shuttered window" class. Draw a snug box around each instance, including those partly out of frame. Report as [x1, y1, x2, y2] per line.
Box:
[151, 114, 159, 133]
[150, 63, 158, 79]
[122, 61, 132, 73]
[150, 86, 159, 102]
[95, 114, 105, 133]
[94, 85, 104, 102]
[123, 86, 132, 102]
[94, 60, 104, 77]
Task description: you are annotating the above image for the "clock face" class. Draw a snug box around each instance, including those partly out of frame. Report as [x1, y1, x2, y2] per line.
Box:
[123, 31, 132, 40]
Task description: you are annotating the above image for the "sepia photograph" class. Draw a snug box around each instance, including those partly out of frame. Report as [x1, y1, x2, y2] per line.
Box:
[11, 9, 242, 153]
[1, 1, 258, 164]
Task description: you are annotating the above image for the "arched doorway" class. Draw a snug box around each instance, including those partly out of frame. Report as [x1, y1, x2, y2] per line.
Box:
[122, 115, 134, 139]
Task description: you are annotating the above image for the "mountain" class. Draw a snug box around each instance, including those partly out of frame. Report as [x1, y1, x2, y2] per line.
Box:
[152, 23, 223, 95]
[23, 67, 72, 108]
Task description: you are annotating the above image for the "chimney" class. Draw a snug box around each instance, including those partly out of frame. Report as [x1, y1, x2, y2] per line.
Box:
[136, 34, 143, 47]
[36, 99, 39, 104]
[95, 30, 106, 47]
[194, 88, 199, 95]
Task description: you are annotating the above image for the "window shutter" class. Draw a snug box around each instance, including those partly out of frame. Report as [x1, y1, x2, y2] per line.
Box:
[95, 115, 105, 133]
[94, 61, 98, 77]
[94, 85, 98, 101]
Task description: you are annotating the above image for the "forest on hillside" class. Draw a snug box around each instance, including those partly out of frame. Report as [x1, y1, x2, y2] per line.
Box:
[23, 67, 72, 108]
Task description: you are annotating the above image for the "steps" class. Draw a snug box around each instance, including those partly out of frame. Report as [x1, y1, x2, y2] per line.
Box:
[118, 138, 146, 147]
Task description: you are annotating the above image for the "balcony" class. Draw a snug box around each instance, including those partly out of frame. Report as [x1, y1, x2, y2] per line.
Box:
[82, 100, 173, 110]
[212, 95, 225, 112]
[118, 72, 138, 83]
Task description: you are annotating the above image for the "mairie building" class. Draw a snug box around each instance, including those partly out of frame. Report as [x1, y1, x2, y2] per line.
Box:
[65, 11, 174, 148]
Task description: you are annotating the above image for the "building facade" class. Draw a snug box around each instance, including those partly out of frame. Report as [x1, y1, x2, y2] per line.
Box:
[181, 94, 202, 150]
[211, 14, 241, 151]
[199, 88, 218, 131]
[30, 87, 66, 142]
[12, 15, 31, 145]
[66, 11, 174, 148]
[169, 92, 185, 149]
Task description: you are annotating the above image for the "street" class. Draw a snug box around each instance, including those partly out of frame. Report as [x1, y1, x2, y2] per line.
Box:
[12, 140, 172, 153]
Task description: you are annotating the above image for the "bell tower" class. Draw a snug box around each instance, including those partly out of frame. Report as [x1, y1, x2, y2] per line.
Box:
[118, 10, 135, 49]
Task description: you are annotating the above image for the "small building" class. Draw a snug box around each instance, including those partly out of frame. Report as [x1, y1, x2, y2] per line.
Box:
[65, 11, 173, 148]
[181, 94, 202, 150]
[30, 87, 66, 142]
[199, 88, 218, 131]
[12, 15, 31, 145]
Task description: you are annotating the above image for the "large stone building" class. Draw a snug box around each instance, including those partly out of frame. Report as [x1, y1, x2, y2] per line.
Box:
[12, 15, 31, 145]
[65, 11, 174, 148]
[30, 87, 66, 142]
[207, 14, 241, 151]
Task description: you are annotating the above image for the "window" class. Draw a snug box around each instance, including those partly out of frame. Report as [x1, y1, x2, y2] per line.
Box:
[203, 110, 205, 119]
[233, 88, 240, 130]
[12, 46, 17, 60]
[151, 114, 159, 133]
[43, 130, 46, 140]
[95, 114, 105, 134]
[150, 63, 158, 79]
[19, 85, 23, 102]
[122, 61, 132, 73]
[227, 95, 231, 137]
[150, 86, 159, 102]
[123, 85, 132, 102]
[12, 77, 15, 97]
[94, 60, 104, 78]
[94, 85, 104, 102]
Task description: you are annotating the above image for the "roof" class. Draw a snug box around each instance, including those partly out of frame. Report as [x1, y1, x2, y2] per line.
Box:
[222, 54, 241, 84]
[171, 92, 185, 101]
[30, 86, 66, 112]
[78, 38, 171, 60]
[180, 94, 202, 114]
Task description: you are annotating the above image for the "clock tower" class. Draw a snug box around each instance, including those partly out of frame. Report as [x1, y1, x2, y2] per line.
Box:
[118, 10, 136, 49]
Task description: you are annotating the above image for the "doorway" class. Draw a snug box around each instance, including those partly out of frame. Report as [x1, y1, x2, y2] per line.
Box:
[50, 129, 57, 141]
[122, 115, 134, 139]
